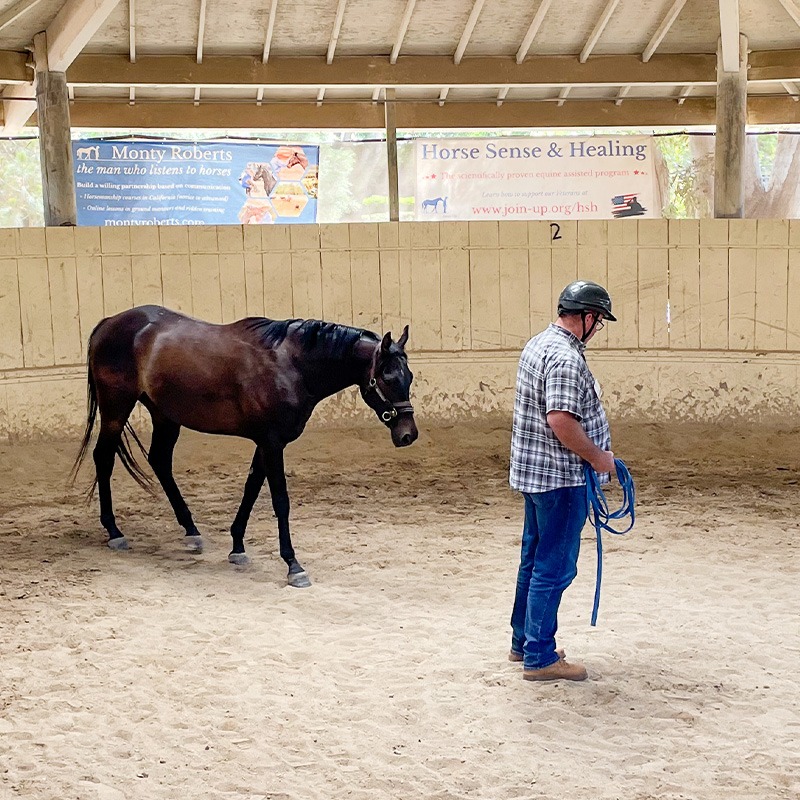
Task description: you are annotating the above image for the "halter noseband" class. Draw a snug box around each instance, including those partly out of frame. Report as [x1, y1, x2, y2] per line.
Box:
[362, 345, 414, 426]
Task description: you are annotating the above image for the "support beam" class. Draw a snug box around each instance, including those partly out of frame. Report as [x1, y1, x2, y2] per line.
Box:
[33, 33, 77, 227]
[516, 0, 553, 64]
[62, 52, 721, 89]
[64, 96, 749, 129]
[642, 0, 688, 62]
[615, 85, 631, 105]
[557, 86, 571, 106]
[714, 33, 748, 218]
[384, 88, 399, 222]
[677, 84, 692, 104]
[781, 80, 800, 100]
[718, 0, 740, 73]
[1, 83, 37, 135]
[47, 0, 124, 72]
[390, 0, 417, 64]
[580, 0, 620, 63]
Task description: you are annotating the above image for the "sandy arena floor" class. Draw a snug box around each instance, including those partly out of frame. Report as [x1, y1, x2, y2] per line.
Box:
[1, 420, 799, 800]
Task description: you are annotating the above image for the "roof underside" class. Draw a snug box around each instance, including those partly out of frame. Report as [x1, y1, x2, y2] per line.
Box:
[1, 0, 800, 129]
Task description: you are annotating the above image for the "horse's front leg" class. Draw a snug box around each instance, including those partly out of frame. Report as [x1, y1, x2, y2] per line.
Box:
[263, 445, 310, 588]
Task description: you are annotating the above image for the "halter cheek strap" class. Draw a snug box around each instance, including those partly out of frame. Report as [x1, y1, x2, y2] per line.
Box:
[362, 345, 415, 426]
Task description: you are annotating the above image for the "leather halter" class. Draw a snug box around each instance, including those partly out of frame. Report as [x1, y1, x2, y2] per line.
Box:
[361, 344, 415, 426]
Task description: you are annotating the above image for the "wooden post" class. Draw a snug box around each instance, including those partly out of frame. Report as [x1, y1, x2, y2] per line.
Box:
[714, 33, 748, 219]
[34, 32, 77, 226]
[384, 88, 399, 222]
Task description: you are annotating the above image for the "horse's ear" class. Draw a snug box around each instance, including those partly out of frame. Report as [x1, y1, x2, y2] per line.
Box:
[397, 325, 409, 350]
[380, 331, 392, 355]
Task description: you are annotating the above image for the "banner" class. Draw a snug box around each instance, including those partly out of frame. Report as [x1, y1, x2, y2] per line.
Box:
[415, 136, 658, 221]
[72, 140, 319, 226]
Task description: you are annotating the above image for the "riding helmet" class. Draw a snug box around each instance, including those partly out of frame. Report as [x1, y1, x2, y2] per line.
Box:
[557, 280, 616, 321]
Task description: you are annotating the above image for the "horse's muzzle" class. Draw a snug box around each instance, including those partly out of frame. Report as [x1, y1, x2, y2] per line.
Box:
[391, 415, 418, 447]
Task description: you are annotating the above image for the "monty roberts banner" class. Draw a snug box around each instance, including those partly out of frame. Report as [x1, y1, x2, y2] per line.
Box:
[72, 140, 319, 226]
[415, 136, 659, 221]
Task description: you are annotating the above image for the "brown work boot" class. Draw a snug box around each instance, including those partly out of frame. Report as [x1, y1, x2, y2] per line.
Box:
[508, 648, 565, 663]
[522, 658, 588, 682]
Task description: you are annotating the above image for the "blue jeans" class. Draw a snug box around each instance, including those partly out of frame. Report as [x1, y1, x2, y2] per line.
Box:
[510, 486, 588, 670]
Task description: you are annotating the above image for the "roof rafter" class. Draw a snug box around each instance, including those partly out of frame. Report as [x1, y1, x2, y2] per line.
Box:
[1, 83, 36, 135]
[642, 0, 688, 62]
[196, 0, 208, 64]
[516, 0, 553, 64]
[580, 0, 620, 63]
[776, 0, 800, 28]
[615, 84, 631, 105]
[390, 0, 417, 64]
[262, 0, 278, 63]
[718, 0, 740, 72]
[327, 0, 348, 64]
[438, 0, 486, 106]
[129, 0, 136, 62]
[0, 0, 47, 34]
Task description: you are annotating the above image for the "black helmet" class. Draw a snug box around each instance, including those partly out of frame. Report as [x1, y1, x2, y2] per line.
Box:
[557, 280, 616, 322]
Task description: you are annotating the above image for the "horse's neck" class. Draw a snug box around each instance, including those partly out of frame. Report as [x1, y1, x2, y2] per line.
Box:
[300, 336, 374, 402]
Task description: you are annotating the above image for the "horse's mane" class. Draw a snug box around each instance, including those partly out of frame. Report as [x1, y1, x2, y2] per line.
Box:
[243, 317, 379, 359]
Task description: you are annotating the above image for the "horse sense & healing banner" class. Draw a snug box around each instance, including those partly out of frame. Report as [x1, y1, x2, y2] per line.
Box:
[415, 136, 659, 221]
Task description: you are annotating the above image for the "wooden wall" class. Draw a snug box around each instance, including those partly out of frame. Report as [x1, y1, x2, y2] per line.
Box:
[0, 219, 799, 437]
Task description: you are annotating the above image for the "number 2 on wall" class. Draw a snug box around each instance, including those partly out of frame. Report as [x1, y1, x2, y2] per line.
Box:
[550, 222, 562, 241]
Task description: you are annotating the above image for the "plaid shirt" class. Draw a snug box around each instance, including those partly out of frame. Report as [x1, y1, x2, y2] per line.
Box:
[509, 323, 611, 493]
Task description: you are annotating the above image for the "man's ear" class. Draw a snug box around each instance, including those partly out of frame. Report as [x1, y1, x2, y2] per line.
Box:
[397, 325, 409, 350]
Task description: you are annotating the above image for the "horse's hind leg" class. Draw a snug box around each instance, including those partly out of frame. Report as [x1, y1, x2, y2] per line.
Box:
[93, 409, 135, 550]
[147, 415, 203, 552]
[228, 446, 267, 566]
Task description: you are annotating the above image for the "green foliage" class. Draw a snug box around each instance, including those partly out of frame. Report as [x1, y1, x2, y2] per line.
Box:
[0, 139, 44, 227]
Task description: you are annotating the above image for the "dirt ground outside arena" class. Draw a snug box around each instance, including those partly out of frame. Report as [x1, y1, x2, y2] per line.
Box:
[1, 420, 799, 800]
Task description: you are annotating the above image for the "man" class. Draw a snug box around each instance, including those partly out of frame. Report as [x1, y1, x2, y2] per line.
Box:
[508, 280, 617, 682]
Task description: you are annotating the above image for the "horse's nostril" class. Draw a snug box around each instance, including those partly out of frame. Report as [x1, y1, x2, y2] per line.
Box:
[401, 433, 413, 446]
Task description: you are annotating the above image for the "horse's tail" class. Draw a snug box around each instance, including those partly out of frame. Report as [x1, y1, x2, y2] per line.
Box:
[69, 318, 155, 497]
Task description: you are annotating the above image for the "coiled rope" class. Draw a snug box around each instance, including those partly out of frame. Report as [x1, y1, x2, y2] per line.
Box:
[584, 459, 636, 626]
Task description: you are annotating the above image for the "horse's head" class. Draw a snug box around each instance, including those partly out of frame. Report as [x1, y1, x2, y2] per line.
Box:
[361, 326, 418, 448]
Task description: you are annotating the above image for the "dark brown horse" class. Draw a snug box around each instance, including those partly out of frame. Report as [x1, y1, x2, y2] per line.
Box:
[71, 305, 418, 587]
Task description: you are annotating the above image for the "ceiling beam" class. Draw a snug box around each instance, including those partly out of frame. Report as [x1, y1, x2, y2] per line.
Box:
[58, 96, 800, 129]
[454, 0, 486, 64]
[0, 82, 36, 135]
[262, 0, 278, 63]
[615, 85, 631, 105]
[46, 0, 124, 72]
[718, 0, 740, 72]
[0, 0, 47, 34]
[776, 0, 800, 28]
[781, 79, 800, 100]
[390, 0, 417, 64]
[0, 50, 30, 82]
[516, 0, 553, 64]
[61, 52, 723, 89]
[580, 0, 620, 63]
[327, 0, 348, 64]
[642, 0, 688, 62]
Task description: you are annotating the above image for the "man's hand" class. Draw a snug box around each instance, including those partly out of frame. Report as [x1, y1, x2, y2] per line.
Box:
[547, 411, 615, 474]
[590, 450, 615, 474]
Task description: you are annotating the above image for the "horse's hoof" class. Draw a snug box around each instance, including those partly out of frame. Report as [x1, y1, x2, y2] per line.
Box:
[185, 535, 204, 553]
[107, 537, 129, 551]
[288, 570, 311, 588]
[228, 552, 250, 565]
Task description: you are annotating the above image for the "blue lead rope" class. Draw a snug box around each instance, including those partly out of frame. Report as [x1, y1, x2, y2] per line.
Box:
[584, 459, 636, 627]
